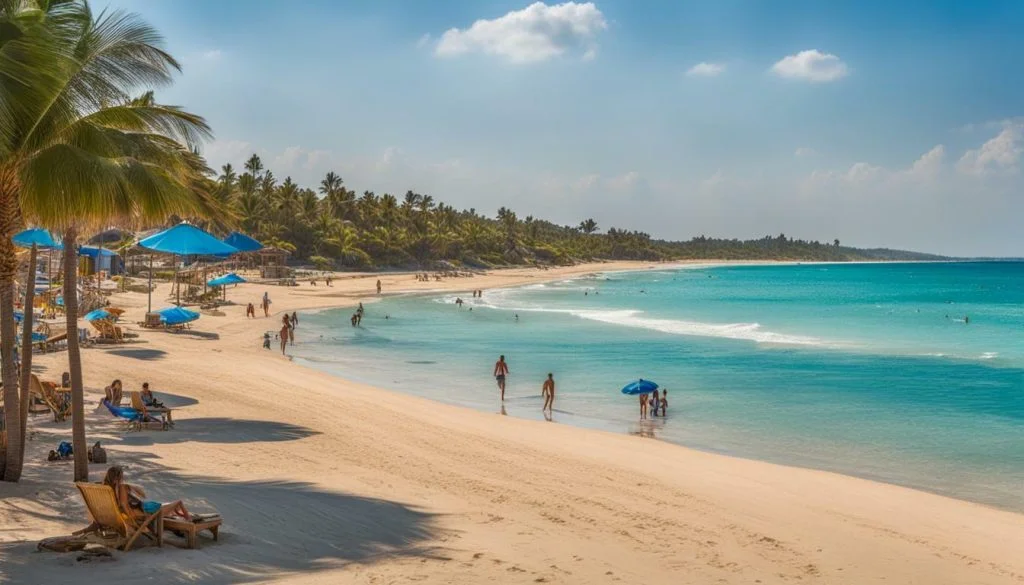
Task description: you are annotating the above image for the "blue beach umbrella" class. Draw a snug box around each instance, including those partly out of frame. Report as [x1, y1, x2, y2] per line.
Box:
[621, 379, 659, 395]
[83, 309, 112, 322]
[12, 228, 57, 249]
[223, 231, 263, 252]
[157, 306, 200, 326]
[138, 222, 238, 309]
[207, 272, 247, 287]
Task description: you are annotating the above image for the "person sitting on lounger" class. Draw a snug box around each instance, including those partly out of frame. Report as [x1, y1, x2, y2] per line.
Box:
[105, 379, 124, 406]
[103, 465, 191, 521]
[140, 382, 165, 409]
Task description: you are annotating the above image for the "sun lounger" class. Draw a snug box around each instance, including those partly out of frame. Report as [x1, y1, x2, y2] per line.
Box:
[90, 319, 124, 342]
[102, 399, 168, 431]
[130, 391, 173, 427]
[162, 515, 222, 549]
[73, 482, 163, 551]
[30, 374, 71, 422]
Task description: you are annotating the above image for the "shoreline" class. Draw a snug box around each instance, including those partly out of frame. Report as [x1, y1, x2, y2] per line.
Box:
[2, 260, 1022, 584]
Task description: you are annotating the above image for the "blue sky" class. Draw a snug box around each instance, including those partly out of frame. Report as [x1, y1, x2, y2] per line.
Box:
[109, 0, 1024, 256]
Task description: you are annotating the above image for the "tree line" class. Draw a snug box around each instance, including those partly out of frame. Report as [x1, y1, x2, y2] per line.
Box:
[199, 157, 945, 269]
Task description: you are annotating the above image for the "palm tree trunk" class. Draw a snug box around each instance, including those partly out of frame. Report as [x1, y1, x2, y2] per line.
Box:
[0, 203, 22, 482]
[63, 228, 88, 481]
[18, 243, 37, 449]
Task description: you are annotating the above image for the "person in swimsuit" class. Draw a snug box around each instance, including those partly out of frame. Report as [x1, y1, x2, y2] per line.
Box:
[639, 392, 648, 419]
[542, 373, 555, 412]
[102, 465, 190, 522]
[650, 389, 660, 417]
[280, 320, 290, 354]
[376, 279, 382, 295]
[262, 292, 271, 317]
[494, 355, 510, 401]
[660, 389, 668, 416]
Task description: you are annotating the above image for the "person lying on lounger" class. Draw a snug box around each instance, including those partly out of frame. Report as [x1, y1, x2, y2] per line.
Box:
[103, 465, 191, 521]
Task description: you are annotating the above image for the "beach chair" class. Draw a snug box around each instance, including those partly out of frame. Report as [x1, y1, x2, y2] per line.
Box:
[130, 391, 173, 427]
[73, 482, 163, 551]
[30, 374, 71, 422]
[162, 515, 223, 549]
[90, 319, 124, 342]
[102, 399, 167, 431]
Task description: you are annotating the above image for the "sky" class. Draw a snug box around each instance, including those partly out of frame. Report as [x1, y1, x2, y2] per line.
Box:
[106, 0, 1024, 256]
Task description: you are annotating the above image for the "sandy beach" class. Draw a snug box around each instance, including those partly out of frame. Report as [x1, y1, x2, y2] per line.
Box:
[1, 261, 1022, 585]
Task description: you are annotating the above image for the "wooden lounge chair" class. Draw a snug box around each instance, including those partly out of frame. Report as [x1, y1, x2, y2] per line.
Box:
[91, 319, 124, 342]
[30, 374, 71, 422]
[73, 482, 163, 551]
[162, 515, 222, 549]
[130, 391, 173, 427]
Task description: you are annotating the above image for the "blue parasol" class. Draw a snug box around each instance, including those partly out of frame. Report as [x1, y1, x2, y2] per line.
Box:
[157, 306, 200, 326]
[83, 309, 112, 322]
[207, 272, 247, 287]
[12, 228, 57, 249]
[139, 223, 238, 256]
[621, 379, 659, 395]
[223, 231, 263, 252]
[139, 223, 238, 308]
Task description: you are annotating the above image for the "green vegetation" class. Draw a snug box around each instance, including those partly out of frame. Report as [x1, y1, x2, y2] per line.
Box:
[205, 156, 947, 268]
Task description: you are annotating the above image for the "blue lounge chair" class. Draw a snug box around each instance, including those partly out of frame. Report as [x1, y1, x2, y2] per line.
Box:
[102, 399, 166, 431]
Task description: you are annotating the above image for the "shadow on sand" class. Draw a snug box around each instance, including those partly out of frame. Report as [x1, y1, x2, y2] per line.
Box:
[0, 462, 443, 584]
[114, 418, 319, 446]
[102, 348, 168, 361]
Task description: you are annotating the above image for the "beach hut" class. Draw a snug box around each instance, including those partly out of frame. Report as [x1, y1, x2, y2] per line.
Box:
[78, 245, 123, 277]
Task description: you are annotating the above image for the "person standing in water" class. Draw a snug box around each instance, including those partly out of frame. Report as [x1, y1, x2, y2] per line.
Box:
[290, 311, 298, 328]
[279, 319, 290, 355]
[639, 392, 648, 419]
[494, 355, 510, 401]
[542, 373, 555, 413]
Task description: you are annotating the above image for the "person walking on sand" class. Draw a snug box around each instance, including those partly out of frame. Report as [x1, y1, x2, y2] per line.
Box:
[494, 355, 510, 401]
[262, 291, 271, 317]
[542, 373, 555, 413]
[376, 279, 382, 295]
[246, 302, 255, 318]
[279, 319, 290, 355]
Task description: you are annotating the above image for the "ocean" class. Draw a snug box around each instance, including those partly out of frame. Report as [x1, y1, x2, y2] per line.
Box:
[291, 262, 1024, 511]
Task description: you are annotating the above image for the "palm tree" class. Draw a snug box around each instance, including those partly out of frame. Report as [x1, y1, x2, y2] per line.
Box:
[0, 1, 213, 482]
[578, 218, 599, 234]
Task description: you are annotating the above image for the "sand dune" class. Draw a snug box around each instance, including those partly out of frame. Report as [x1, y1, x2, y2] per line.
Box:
[1, 261, 1022, 585]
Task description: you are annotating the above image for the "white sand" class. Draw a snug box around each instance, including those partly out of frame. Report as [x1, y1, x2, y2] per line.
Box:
[1, 261, 1022, 585]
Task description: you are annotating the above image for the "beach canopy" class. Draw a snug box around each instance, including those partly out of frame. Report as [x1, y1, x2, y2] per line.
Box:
[223, 231, 263, 252]
[12, 228, 57, 248]
[139, 223, 238, 256]
[78, 245, 119, 258]
[207, 272, 247, 287]
[157, 306, 200, 326]
[621, 379, 659, 395]
[83, 309, 112, 322]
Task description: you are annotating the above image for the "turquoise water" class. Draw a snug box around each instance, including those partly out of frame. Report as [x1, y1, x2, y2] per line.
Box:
[292, 262, 1024, 511]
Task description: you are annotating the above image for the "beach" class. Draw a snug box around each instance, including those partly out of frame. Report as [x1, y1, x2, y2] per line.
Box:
[1, 261, 1022, 585]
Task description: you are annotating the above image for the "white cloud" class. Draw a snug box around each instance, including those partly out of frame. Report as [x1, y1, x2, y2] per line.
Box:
[202, 140, 253, 168]
[434, 1, 607, 63]
[200, 49, 223, 62]
[794, 147, 816, 158]
[686, 62, 725, 77]
[770, 49, 849, 83]
[415, 34, 432, 49]
[956, 124, 1023, 176]
[907, 145, 945, 178]
[846, 162, 882, 182]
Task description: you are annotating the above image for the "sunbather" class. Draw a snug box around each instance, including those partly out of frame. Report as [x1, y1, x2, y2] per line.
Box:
[103, 465, 191, 521]
[104, 379, 123, 406]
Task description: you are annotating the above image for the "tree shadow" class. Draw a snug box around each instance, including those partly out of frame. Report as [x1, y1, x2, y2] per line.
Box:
[103, 348, 168, 361]
[0, 466, 444, 584]
[113, 418, 319, 446]
[166, 329, 220, 341]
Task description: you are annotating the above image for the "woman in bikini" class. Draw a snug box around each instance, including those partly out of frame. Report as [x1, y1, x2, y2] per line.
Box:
[103, 465, 190, 521]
